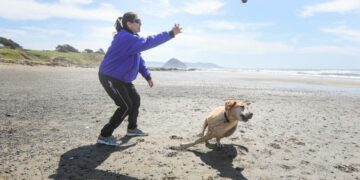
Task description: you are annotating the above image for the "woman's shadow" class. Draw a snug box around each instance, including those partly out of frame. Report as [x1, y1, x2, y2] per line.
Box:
[188, 143, 249, 180]
[49, 136, 137, 180]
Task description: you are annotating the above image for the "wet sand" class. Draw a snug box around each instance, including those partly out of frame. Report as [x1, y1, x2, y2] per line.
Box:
[0, 64, 359, 179]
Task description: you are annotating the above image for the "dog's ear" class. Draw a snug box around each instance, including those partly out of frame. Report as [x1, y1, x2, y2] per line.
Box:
[225, 100, 237, 110]
[244, 100, 251, 106]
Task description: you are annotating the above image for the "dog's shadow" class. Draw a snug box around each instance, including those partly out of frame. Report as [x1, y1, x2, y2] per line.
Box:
[188, 144, 249, 180]
[49, 137, 137, 180]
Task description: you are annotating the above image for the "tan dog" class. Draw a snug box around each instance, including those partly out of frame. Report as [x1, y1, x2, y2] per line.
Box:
[178, 100, 253, 149]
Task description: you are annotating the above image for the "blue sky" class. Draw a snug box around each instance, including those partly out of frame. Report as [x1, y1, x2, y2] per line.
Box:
[0, 0, 359, 69]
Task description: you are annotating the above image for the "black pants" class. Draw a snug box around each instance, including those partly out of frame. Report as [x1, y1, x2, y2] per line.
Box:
[99, 73, 140, 137]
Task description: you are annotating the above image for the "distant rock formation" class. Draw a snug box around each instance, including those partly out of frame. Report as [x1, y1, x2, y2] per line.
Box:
[0, 37, 22, 49]
[162, 58, 187, 69]
[148, 58, 221, 69]
[56, 44, 79, 53]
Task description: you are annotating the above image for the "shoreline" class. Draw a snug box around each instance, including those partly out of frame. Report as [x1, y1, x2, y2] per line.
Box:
[150, 70, 360, 97]
[1, 64, 359, 96]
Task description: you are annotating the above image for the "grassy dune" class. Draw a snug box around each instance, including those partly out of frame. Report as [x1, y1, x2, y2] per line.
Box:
[0, 48, 103, 67]
[0, 48, 193, 70]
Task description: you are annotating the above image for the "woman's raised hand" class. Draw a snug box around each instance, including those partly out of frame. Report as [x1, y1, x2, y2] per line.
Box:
[172, 24, 182, 36]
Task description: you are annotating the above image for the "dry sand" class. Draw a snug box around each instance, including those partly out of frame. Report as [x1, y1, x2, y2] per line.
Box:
[0, 64, 359, 179]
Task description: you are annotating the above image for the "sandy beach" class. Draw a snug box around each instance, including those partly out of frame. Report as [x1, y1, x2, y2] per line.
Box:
[0, 64, 359, 179]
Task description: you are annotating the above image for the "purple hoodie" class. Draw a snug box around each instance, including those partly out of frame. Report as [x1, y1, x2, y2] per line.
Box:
[99, 29, 174, 83]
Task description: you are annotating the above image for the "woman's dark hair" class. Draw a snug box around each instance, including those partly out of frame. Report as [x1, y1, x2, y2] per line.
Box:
[115, 12, 138, 32]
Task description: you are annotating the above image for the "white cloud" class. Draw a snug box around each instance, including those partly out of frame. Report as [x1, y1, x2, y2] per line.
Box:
[203, 20, 273, 31]
[143, 30, 295, 63]
[42, 26, 114, 51]
[143, 28, 360, 64]
[299, 46, 360, 55]
[299, 0, 360, 17]
[22, 27, 75, 37]
[0, 25, 114, 51]
[0, 0, 121, 21]
[183, 0, 225, 15]
[322, 25, 360, 42]
[0, 27, 55, 50]
[74, 26, 114, 50]
[0, 28, 26, 37]
[140, 0, 178, 17]
[178, 33, 293, 55]
[59, 0, 93, 5]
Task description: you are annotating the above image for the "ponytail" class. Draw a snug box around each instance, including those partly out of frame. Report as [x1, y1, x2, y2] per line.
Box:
[114, 17, 123, 32]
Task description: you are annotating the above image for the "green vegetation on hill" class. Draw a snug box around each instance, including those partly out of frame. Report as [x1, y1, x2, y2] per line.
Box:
[0, 48, 104, 67]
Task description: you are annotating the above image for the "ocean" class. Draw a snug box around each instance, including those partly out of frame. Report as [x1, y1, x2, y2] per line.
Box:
[199, 68, 360, 80]
[253, 69, 360, 80]
[193, 68, 360, 96]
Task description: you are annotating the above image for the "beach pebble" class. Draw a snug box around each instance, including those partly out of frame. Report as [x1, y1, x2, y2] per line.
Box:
[5, 113, 13, 117]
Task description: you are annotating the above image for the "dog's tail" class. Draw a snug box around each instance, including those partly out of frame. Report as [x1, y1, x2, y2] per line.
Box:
[197, 119, 208, 137]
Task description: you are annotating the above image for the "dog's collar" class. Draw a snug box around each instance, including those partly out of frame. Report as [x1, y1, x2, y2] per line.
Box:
[224, 112, 230, 122]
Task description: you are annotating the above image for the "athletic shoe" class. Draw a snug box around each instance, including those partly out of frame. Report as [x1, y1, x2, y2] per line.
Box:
[126, 128, 149, 137]
[96, 135, 121, 146]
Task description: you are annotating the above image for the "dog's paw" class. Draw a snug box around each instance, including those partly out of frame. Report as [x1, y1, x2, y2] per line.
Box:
[216, 143, 224, 148]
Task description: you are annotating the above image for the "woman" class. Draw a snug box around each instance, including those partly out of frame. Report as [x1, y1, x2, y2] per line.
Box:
[97, 12, 182, 146]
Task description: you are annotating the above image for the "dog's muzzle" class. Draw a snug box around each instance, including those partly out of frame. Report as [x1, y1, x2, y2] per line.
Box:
[241, 113, 253, 122]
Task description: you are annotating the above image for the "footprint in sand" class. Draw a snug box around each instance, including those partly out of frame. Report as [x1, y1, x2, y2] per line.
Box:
[162, 175, 177, 180]
[287, 137, 306, 146]
[166, 152, 177, 157]
[169, 135, 183, 140]
[334, 164, 359, 173]
[242, 137, 253, 142]
[301, 160, 310, 165]
[308, 149, 316, 153]
[136, 138, 145, 143]
[269, 143, 281, 149]
[280, 164, 296, 170]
